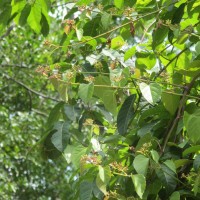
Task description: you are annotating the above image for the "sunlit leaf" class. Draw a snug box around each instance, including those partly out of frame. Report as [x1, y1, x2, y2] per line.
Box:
[131, 174, 146, 199]
[27, 2, 42, 33]
[139, 82, 162, 105]
[111, 36, 125, 50]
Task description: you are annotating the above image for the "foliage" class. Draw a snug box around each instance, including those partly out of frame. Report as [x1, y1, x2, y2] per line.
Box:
[1, 0, 200, 199]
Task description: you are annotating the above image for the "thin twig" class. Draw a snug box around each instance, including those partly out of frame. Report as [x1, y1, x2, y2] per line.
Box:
[154, 46, 190, 80]
[4, 74, 60, 102]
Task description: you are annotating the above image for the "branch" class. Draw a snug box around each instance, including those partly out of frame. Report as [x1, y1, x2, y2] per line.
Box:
[4, 74, 60, 102]
[162, 72, 200, 153]
[154, 47, 189, 80]
[0, 64, 29, 69]
[0, 25, 15, 40]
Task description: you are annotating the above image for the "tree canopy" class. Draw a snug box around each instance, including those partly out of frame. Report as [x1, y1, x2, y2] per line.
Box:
[1, 0, 200, 199]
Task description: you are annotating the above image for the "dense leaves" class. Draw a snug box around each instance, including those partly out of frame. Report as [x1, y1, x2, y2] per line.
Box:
[1, 0, 200, 199]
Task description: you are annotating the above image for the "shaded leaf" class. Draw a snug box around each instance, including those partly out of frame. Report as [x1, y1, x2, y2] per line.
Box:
[47, 102, 64, 127]
[117, 94, 136, 135]
[80, 181, 93, 200]
[184, 109, 200, 144]
[170, 191, 180, 200]
[51, 121, 70, 152]
[156, 163, 177, 194]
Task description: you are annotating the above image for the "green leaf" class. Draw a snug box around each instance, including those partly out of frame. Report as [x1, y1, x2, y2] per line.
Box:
[136, 0, 151, 6]
[152, 25, 168, 49]
[111, 36, 125, 50]
[170, 191, 180, 200]
[11, 0, 26, 21]
[136, 52, 156, 70]
[124, 47, 136, 61]
[117, 94, 136, 135]
[162, 92, 180, 115]
[101, 12, 112, 30]
[139, 82, 162, 105]
[96, 174, 107, 195]
[184, 109, 200, 144]
[164, 160, 176, 173]
[78, 83, 94, 103]
[47, 102, 64, 127]
[131, 174, 146, 199]
[64, 104, 81, 121]
[76, 27, 83, 41]
[41, 13, 49, 36]
[168, 3, 186, 43]
[71, 143, 87, 168]
[0, 5, 12, 26]
[174, 159, 192, 169]
[51, 121, 70, 152]
[114, 0, 124, 9]
[98, 165, 111, 184]
[77, 0, 94, 5]
[194, 155, 200, 172]
[27, 1, 42, 33]
[156, 163, 177, 193]
[80, 181, 93, 200]
[102, 90, 117, 116]
[133, 155, 149, 176]
[193, 173, 200, 196]
[183, 145, 200, 157]
[19, 4, 31, 26]
[150, 150, 160, 163]
[94, 76, 117, 115]
[177, 60, 200, 77]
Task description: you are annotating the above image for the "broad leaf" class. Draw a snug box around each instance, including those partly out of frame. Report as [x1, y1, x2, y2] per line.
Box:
[124, 47, 136, 61]
[76, 27, 83, 41]
[183, 145, 200, 157]
[184, 109, 200, 144]
[51, 121, 70, 152]
[117, 94, 136, 135]
[133, 155, 149, 176]
[193, 155, 200, 172]
[131, 174, 146, 199]
[27, 1, 42, 33]
[114, 0, 124, 9]
[156, 163, 177, 193]
[78, 83, 94, 103]
[71, 143, 87, 168]
[80, 181, 93, 200]
[162, 92, 180, 115]
[111, 36, 125, 49]
[98, 165, 111, 184]
[96, 174, 107, 195]
[47, 102, 64, 127]
[139, 82, 162, 105]
[170, 191, 180, 200]
[94, 76, 117, 115]
[101, 12, 112, 29]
